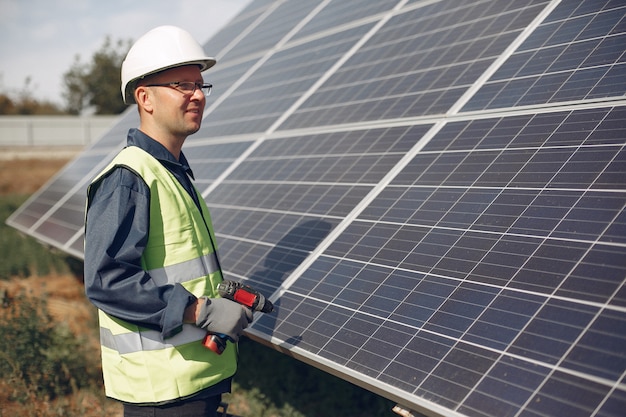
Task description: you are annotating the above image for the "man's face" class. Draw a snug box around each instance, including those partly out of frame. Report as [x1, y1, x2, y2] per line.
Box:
[144, 65, 206, 139]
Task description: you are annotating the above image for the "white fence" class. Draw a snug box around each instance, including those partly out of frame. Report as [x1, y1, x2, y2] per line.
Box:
[0, 115, 118, 147]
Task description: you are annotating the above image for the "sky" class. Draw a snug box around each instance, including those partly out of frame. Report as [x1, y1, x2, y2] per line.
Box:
[0, 0, 251, 106]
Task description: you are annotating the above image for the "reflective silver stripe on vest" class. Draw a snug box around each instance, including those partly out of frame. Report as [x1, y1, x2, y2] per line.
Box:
[147, 252, 220, 286]
[100, 325, 206, 355]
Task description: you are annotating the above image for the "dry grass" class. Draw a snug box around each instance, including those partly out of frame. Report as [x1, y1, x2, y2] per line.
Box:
[0, 274, 95, 335]
[0, 156, 71, 195]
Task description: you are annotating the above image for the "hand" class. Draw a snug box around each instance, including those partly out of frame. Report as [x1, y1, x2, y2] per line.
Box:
[194, 297, 253, 342]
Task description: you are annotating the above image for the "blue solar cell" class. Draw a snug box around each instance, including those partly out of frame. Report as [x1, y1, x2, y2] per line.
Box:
[464, 2, 626, 111]
[508, 300, 597, 364]
[563, 309, 626, 380]
[460, 356, 548, 417]
[525, 371, 610, 417]
[417, 342, 500, 409]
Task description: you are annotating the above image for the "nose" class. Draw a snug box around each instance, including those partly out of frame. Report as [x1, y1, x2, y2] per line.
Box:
[191, 86, 206, 101]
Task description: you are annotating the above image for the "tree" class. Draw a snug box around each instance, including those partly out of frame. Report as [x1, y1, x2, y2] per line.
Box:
[62, 57, 87, 115]
[0, 75, 65, 115]
[62, 36, 132, 115]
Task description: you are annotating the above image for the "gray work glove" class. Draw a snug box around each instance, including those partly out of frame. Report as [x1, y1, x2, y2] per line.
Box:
[195, 297, 253, 342]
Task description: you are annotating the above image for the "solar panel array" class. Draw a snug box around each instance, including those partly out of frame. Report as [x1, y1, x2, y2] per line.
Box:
[8, 1, 626, 416]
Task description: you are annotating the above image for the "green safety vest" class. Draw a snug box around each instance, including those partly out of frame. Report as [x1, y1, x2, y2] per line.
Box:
[86, 146, 237, 404]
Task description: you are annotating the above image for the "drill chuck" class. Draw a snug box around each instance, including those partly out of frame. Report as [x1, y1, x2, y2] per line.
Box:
[217, 280, 274, 313]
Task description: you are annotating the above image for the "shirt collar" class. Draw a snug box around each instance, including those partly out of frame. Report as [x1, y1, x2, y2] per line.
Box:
[126, 128, 195, 179]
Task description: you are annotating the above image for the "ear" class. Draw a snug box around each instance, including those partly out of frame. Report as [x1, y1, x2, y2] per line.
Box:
[134, 86, 154, 113]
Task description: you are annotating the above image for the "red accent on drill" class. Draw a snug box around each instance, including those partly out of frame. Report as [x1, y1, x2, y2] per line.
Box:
[202, 280, 274, 354]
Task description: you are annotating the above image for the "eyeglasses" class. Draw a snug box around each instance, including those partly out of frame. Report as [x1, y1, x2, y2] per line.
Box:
[145, 81, 212, 96]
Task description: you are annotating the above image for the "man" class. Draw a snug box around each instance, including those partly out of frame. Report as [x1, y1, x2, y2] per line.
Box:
[84, 26, 252, 417]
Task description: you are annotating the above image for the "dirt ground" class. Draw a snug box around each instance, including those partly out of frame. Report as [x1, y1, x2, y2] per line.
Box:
[0, 147, 80, 195]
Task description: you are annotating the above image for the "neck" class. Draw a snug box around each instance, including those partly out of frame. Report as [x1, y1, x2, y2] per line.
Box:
[138, 125, 184, 160]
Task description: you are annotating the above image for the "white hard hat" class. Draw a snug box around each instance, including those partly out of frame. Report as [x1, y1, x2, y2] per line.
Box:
[121, 25, 216, 104]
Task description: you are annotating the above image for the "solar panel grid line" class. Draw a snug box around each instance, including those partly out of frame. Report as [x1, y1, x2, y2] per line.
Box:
[198, 4, 319, 122]
[364, 232, 624, 300]
[267, 122, 445, 303]
[278, 248, 626, 358]
[197, 139, 268, 198]
[546, 282, 626, 378]
[7, 135, 126, 239]
[6, 184, 61, 236]
[198, 63, 618, 145]
[265, 277, 626, 405]
[251, 187, 621, 252]
[543, 180, 623, 259]
[296, 106, 620, 410]
[248, 296, 468, 416]
[212, 1, 620, 406]
[345, 187, 625, 244]
[447, 96, 626, 127]
[447, 0, 562, 115]
[209, 0, 281, 64]
[277, 1, 398, 50]
[215, 1, 319, 62]
[197, 95, 625, 159]
[404, 111, 624, 165]
[218, 178, 375, 189]
[526, 4, 626, 61]
[280, 0, 552, 130]
[335, 116, 568, 298]
[512, 308, 618, 417]
[592, 378, 626, 417]
[234, 96, 624, 145]
[462, 3, 626, 111]
[456, 257, 626, 412]
[212, 195, 343, 221]
[200, 58, 276, 125]
[63, 160, 136, 253]
[247, 1, 572, 299]
[246, 325, 466, 417]
[255, 1, 406, 136]
[380, 118, 620, 247]
[310, 272, 416, 365]
[192, 10, 379, 193]
[362, 0, 527, 58]
[196, 0, 348, 135]
[342, 282, 492, 404]
[25, 161, 106, 234]
[529, 44, 620, 106]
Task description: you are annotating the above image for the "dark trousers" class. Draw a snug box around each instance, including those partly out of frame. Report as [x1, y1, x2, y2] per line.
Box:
[123, 395, 222, 417]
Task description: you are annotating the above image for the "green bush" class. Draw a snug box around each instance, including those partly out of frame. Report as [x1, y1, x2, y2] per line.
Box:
[0, 294, 98, 402]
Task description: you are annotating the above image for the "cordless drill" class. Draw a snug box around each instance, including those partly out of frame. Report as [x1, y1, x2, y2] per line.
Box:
[202, 280, 274, 354]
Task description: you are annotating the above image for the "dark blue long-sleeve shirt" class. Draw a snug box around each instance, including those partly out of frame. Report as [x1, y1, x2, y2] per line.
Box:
[84, 128, 204, 338]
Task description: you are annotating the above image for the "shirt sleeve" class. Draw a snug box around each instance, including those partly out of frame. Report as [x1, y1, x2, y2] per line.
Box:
[84, 167, 196, 338]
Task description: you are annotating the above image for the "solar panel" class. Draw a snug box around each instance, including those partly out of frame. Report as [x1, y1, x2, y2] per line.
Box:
[8, 0, 626, 416]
